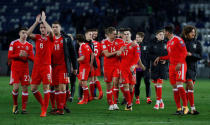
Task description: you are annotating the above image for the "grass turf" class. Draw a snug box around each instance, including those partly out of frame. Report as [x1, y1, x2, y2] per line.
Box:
[0, 76, 209, 125]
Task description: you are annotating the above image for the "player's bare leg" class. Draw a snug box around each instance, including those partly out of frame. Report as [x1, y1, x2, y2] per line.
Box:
[113, 77, 119, 110]
[12, 83, 19, 114]
[186, 81, 199, 115]
[21, 85, 29, 114]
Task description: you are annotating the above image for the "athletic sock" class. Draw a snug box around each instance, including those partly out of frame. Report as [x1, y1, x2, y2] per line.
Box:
[124, 90, 131, 106]
[106, 89, 113, 105]
[177, 85, 188, 107]
[95, 80, 102, 93]
[55, 91, 60, 109]
[22, 91, 28, 111]
[12, 90, 18, 106]
[156, 85, 162, 101]
[89, 81, 95, 97]
[59, 91, 66, 109]
[50, 90, 55, 109]
[32, 90, 44, 106]
[43, 90, 50, 112]
[173, 88, 181, 109]
[188, 90, 195, 108]
[113, 87, 119, 104]
[83, 86, 89, 102]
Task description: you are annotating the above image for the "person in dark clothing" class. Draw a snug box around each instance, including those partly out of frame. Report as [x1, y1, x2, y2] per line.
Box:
[149, 30, 168, 110]
[134, 32, 152, 104]
[181, 25, 202, 115]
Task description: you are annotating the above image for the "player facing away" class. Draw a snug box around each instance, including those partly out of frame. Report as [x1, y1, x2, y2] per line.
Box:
[50, 21, 78, 115]
[8, 27, 34, 114]
[76, 34, 94, 104]
[149, 30, 168, 110]
[181, 25, 202, 115]
[117, 29, 143, 110]
[134, 32, 152, 104]
[154, 25, 189, 115]
[27, 12, 54, 117]
[89, 29, 103, 100]
[101, 27, 124, 110]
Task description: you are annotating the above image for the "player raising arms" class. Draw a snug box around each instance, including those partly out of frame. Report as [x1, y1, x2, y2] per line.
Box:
[50, 21, 77, 115]
[27, 12, 54, 117]
[76, 34, 94, 104]
[8, 27, 34, 114]
[154, 25, 189, 115]
[101, 27, 124, 110]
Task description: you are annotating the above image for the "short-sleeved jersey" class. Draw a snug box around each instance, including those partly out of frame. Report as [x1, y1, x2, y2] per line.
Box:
[101, 38, 124, 66]
[34, 34, 53, 65]
[92, 41, 101, 58]
[78, 43, 92, 67]
[52, 36, 65, 65]
[160, 36, 187, 65]
[8, 39, 34, 71]
[120, 42, 140, 70]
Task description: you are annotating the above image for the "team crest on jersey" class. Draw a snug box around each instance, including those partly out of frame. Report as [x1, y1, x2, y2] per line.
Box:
[171, 41, 174, 45]
[60, 40, 63, 43]
[26, 46, 29, 50]
[103, 45, 106, 49]
[137, 47, 140, 50]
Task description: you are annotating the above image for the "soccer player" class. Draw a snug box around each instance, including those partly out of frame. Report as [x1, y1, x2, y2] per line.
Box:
[154, 25, 189, 115]
[181, 25, 202, 115]
[101, 27, 124, 110]
[149, 30, 168, 109]
[118, 29, 142, 110]
[76, 34, 94, 104]
[27, 12, 54, 117]
[134, 32, 152, 104]
[89, 29, 103, 100]
[50, 21, 77, 114]
[8, 27, 34, 114]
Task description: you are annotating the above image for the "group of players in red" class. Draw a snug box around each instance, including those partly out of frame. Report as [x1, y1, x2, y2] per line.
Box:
[8, 12, 200, 117]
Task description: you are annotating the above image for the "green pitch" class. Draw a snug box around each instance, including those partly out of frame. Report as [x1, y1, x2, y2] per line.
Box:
[0, 76, 209, 125]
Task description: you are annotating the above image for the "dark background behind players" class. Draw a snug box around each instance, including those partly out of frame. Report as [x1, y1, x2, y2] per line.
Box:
[0, 0, 209, 79]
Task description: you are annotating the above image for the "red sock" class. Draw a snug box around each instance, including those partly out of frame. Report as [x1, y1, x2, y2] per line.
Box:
[173, 88, 181, 109]
[50, 90, 55, 109]
[22, 91, 28, 110]
[55, 91, 60, 109]
[113, 87, 119, 104]
[83, 86, 89, 101]
[33, 90, 44, 106]
[59, 91, 66, 109]
[95, 80, 102, 92]
[89, 81, 95, 97]
[156, 85, 162, 101]
[130, 88, 135, 102]
[177, 85, 187, 107]
[106, 89, 113, 105]
[66, 89, 71, 100]
[186, 90, 188, 103]
[120, 84, 125, 98]
[188, 90, 195, 107]
[12, 90, 18, 105]
[124, 90, 131, 106]
[44, 90, 50, 111]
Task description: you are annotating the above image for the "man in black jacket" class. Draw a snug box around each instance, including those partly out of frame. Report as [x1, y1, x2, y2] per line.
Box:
[134, 32, 152, 104]
[149, 30, 168, 110]
[181, 25, 202, 115]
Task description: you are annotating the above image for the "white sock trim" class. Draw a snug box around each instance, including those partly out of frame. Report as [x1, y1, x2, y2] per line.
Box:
[177, 85, 183, 88]
[173, 88, 178, 91]
[32, 90, 38, 94]
[12, 91, 18, 95]
[22, 92, 28, 96]
[188, 90, 194, 93]
[44, 90, 50, 94]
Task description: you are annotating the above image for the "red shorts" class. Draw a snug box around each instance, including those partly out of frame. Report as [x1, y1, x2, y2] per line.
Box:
[120, 69, 136, 85]
[104, 65, 120, 83]
[90, 59, 101, 77]
[52, 65, 69, 86]
[10, 69, 30, 86]
[31, 65, 52, 85]
[169, 63, 187, 85]
[78, 66, 91, 81]
[152, 79, 163, 84]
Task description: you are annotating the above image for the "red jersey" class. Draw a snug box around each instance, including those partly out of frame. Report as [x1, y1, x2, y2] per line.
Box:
[120, 42, 140, 70]
[92, 41, 101, 58]
[160, 36, 187, 65]
[79, 43, 92, 67]
[34, 34, 53, 65]
[8, 39, 34, 71]
[101, 38, 124, 66]
[52, 36, 65, 65]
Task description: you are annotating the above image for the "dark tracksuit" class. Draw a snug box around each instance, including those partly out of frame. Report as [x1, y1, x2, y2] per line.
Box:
[135, 41, 151, 98]
[149, 38, 168, 81]
[183, 38, 202, 81]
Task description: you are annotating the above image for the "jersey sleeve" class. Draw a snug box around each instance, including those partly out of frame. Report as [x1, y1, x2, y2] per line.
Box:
[101, 40, 108, 51]
[160, 55, 169, 60]
[176, 40, 187, 63]
[8, 42, 19, 59]
[130, 45, 140, 66]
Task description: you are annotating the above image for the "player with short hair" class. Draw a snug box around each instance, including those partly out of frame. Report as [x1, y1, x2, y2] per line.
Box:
[101, 27, 124, 110]
[149, 30, 168, 109]
[8, 27, 34, 114]
[181, 25, 202, 115]
[27, 12, 54, 117]
[76, 34, 94, 104]
[154, 25, 189, 115]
